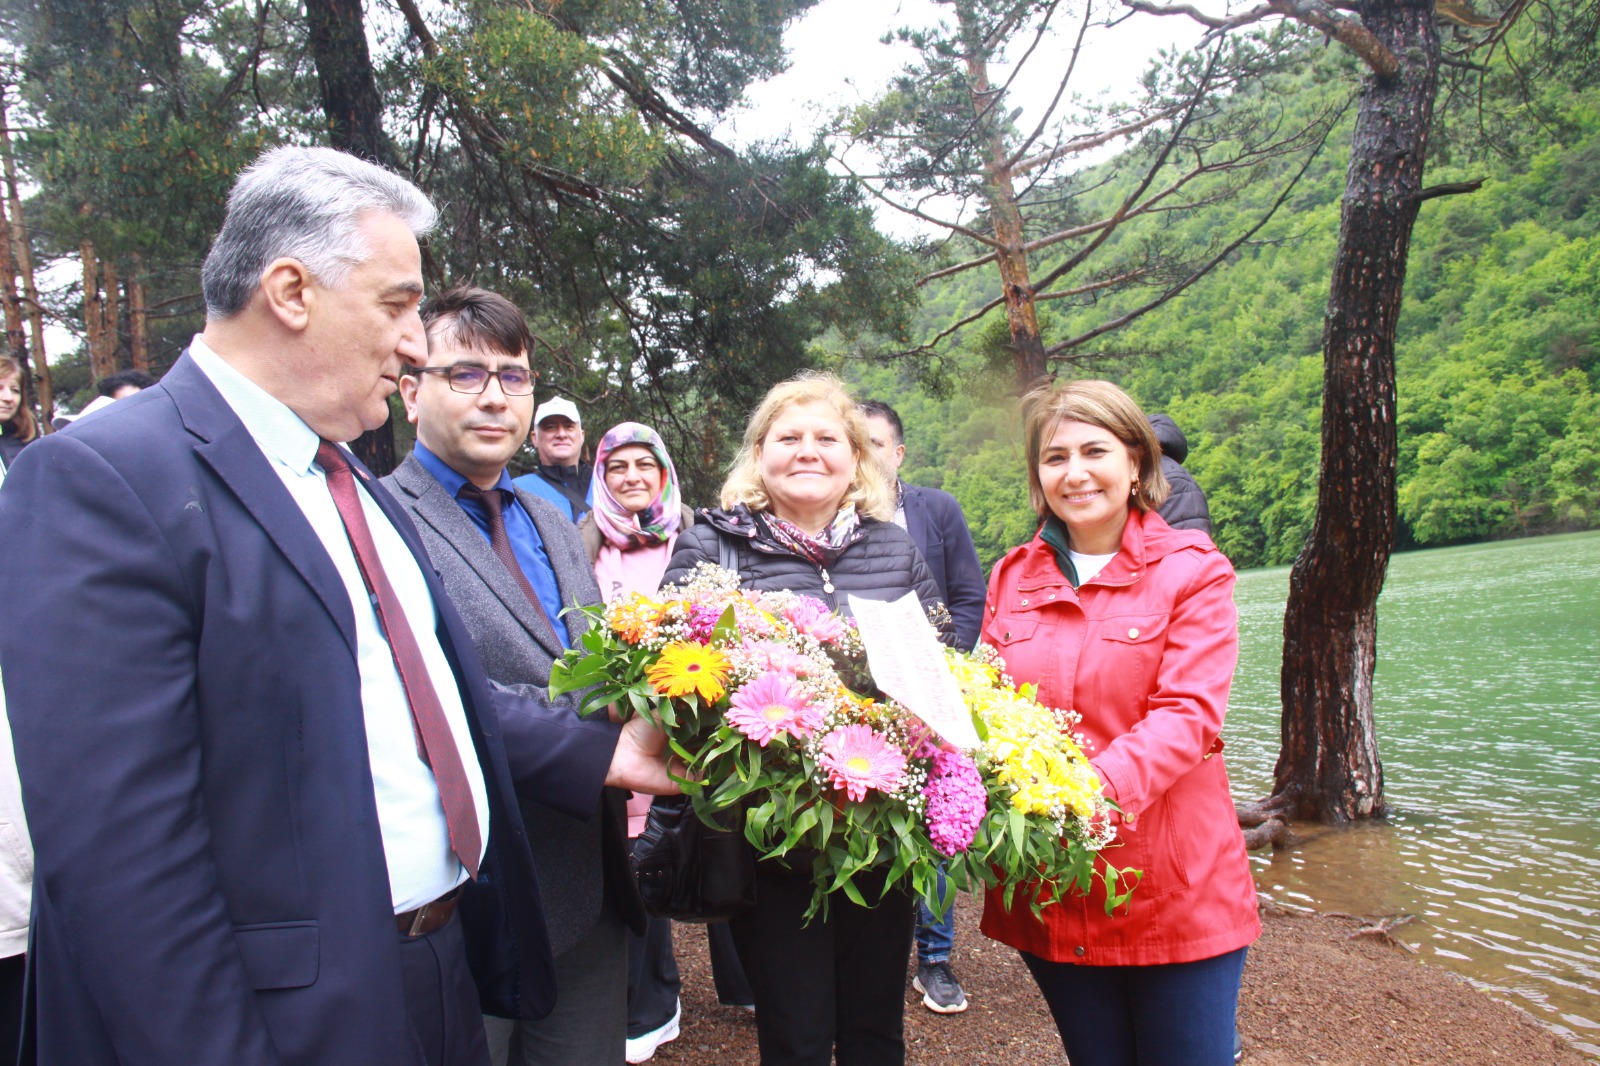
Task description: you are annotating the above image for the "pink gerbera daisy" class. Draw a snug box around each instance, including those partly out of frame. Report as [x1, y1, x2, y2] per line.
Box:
[725, 672, 823, 747]
[782, 596, 846, 644]
[818, 724, 907, 802]
[737, 638, 813, 678]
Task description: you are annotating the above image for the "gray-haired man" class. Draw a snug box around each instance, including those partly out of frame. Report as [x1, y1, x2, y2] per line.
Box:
[0, 146, 674, 1066]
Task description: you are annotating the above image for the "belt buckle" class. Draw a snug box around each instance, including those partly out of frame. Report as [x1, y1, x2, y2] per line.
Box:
[404, 885, 461, 937]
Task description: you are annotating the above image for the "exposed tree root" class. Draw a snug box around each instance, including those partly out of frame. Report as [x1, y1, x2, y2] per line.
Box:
[1237, 794, 1299, 850]
[1327, 911, 1419, 952]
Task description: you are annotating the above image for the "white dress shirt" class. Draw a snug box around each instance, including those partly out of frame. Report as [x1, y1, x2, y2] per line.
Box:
[189, 337, 489, 912]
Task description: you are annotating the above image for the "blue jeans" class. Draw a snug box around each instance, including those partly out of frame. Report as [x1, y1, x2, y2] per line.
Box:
[914, 866, 955, 965]
[1021, 946, 1247, 1066]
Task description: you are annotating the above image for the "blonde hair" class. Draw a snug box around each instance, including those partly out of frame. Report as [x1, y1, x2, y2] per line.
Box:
[720, 371, 894, 521]
[0, 357, 38, 443]
[1020, 379, 1168, 520]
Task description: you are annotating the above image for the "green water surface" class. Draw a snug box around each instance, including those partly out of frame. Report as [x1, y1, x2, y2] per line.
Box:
[1225, 530, 1600, 1056]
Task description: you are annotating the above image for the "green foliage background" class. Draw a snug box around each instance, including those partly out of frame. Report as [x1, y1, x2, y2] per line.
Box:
[839, 81, 1600, 572]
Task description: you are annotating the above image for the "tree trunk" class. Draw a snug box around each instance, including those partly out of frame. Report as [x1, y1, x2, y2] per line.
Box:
[0, 188, 24, 367]
[129, 254, 149, 372]
[958, 22, 1047, 392]
[304, 0, 401, 475]
[0, 87, 51, 426]
[82, 239, 111, 381]
[1273, 0, 1439, 822]
[304, 0, 389, 164]
[101, 255, 121, 372]
[952, 0, 1046, 392]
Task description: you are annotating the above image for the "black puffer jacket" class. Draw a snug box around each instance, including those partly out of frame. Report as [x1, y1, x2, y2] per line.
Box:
[1148, 414, 1212, 534]
[661, 505, 956, 645]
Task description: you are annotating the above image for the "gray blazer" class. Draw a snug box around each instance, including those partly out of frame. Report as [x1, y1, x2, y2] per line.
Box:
[383, 454, 644, 955]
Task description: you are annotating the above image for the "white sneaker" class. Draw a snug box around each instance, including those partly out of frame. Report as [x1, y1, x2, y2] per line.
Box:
[625, 1000, 681, 1063]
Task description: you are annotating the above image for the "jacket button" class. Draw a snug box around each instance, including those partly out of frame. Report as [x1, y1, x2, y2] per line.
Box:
[1020, 598, 1029, 606]
[1004, 631, 1011, 641]
[1074, 946, 1086, 957]
[1128, 627, 1139, 639]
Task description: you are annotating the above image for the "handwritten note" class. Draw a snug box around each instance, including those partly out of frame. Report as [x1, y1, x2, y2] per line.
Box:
[847, 593, 979, 750]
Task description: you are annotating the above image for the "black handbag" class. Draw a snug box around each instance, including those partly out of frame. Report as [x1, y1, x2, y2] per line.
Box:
[630, 796, 756, 922]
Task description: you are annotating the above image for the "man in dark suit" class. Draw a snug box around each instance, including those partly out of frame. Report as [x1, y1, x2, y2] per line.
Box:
[385, 286, 644, 1066]
[0, 146, 674, 1066]
[860, 401, 985, 650]
[860, 399, 985, 1016]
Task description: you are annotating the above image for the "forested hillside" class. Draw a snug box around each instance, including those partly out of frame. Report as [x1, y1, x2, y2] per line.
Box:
[843, 76, 1600, 571]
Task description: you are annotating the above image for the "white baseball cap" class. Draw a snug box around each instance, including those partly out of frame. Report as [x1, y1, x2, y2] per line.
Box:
[533, 396, 582, 428]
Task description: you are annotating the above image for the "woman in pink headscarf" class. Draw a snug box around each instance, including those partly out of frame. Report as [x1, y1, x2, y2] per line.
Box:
[579, 422, 691, 606]
[578, 422, 751, 1061]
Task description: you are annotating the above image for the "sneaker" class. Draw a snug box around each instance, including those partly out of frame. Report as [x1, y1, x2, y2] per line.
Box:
[913, 960, 968, 1014]
[1233, 1025, 1244, 1062]
[625, 1000, 681, 1063]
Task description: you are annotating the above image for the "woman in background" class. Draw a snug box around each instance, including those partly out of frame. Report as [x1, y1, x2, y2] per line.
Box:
[979, 379, 1257, 1066]
[0, 357, 38, 486]
[577, 422, 751, 1063]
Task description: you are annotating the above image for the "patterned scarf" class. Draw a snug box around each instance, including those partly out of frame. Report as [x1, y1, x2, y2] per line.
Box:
[589, 422, 683, 549]
[762, 504, 865, 566]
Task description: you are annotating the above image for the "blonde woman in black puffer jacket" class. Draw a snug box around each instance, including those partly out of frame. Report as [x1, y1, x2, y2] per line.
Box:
[659, 371, 954, 1066]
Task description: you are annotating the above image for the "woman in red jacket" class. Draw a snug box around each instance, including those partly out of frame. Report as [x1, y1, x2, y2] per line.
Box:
[980, 379, 1258, 1066]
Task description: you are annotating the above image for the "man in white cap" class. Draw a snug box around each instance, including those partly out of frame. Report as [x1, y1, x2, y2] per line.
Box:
[512, 396, 591, 522]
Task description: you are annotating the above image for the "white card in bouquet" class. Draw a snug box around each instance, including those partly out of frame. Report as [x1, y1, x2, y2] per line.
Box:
[846, 592, 979, 750]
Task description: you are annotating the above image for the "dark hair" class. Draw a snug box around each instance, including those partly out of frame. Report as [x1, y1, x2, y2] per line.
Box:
[1020, 379, 1169, 519]
[857, 399, 903, 444]
[97, 369, 158, 397]
[0, 357, 38, 443]
[419, 285, 534, 360]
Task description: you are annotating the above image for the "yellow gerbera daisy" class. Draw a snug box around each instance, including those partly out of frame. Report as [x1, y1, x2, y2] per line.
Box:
[646, 642, 731, 702]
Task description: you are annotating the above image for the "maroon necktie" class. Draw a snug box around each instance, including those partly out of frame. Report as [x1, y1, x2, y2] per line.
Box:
[315, 440, 481, 880]
[457, 483, 558, 636]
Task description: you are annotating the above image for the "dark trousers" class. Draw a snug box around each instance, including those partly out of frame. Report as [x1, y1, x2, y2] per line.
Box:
[398, 912, 492, 1066]
[487, 910, 628, 1065]
[626, 913, 681, 1039]
[707, 921, 753, 1007]
[0, 953, 21, 1066]
[1021, 946, 1248, 1066]
[730, 864, 913, 1066]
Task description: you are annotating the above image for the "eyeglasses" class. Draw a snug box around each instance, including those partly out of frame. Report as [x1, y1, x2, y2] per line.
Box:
[417, 365, 534, 395]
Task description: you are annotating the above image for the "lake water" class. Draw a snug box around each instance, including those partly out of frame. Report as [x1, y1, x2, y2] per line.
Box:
[1226, 530, 1600, 1057]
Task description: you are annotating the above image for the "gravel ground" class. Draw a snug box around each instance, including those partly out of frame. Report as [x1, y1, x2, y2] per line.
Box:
[644, 895, 1590, 1065]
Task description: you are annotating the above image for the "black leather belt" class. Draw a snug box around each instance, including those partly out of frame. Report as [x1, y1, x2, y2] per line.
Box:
[396, 886, 462, 937]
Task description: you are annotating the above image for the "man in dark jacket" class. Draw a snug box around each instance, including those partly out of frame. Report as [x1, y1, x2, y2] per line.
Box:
[0, 146, 675, 1066]
[1148, 413, 1212, 534]
[860, 399, 984, 1016]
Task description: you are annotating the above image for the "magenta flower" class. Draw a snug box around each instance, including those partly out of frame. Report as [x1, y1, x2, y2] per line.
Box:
[818, 724, 907, 802]
[922, 750, 986, 856]
[685, 602, 725, 642]
[725, 672, 823, 747]
[737, 638, 814, 678]
[782, 596, 846, 644]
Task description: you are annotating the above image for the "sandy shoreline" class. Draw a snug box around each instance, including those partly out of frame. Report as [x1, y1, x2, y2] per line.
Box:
[646, 895, 1592, 1065]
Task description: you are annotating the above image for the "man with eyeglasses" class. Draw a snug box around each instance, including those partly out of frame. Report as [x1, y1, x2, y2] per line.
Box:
[386, 285, 645, 1066]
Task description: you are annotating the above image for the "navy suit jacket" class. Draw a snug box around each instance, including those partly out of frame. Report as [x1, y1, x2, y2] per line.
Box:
[901, 483, 985, 651]
[0, 354, 614, 1065]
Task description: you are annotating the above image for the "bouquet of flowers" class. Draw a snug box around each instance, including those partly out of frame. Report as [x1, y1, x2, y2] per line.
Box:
[550, 563, 1137, 918]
